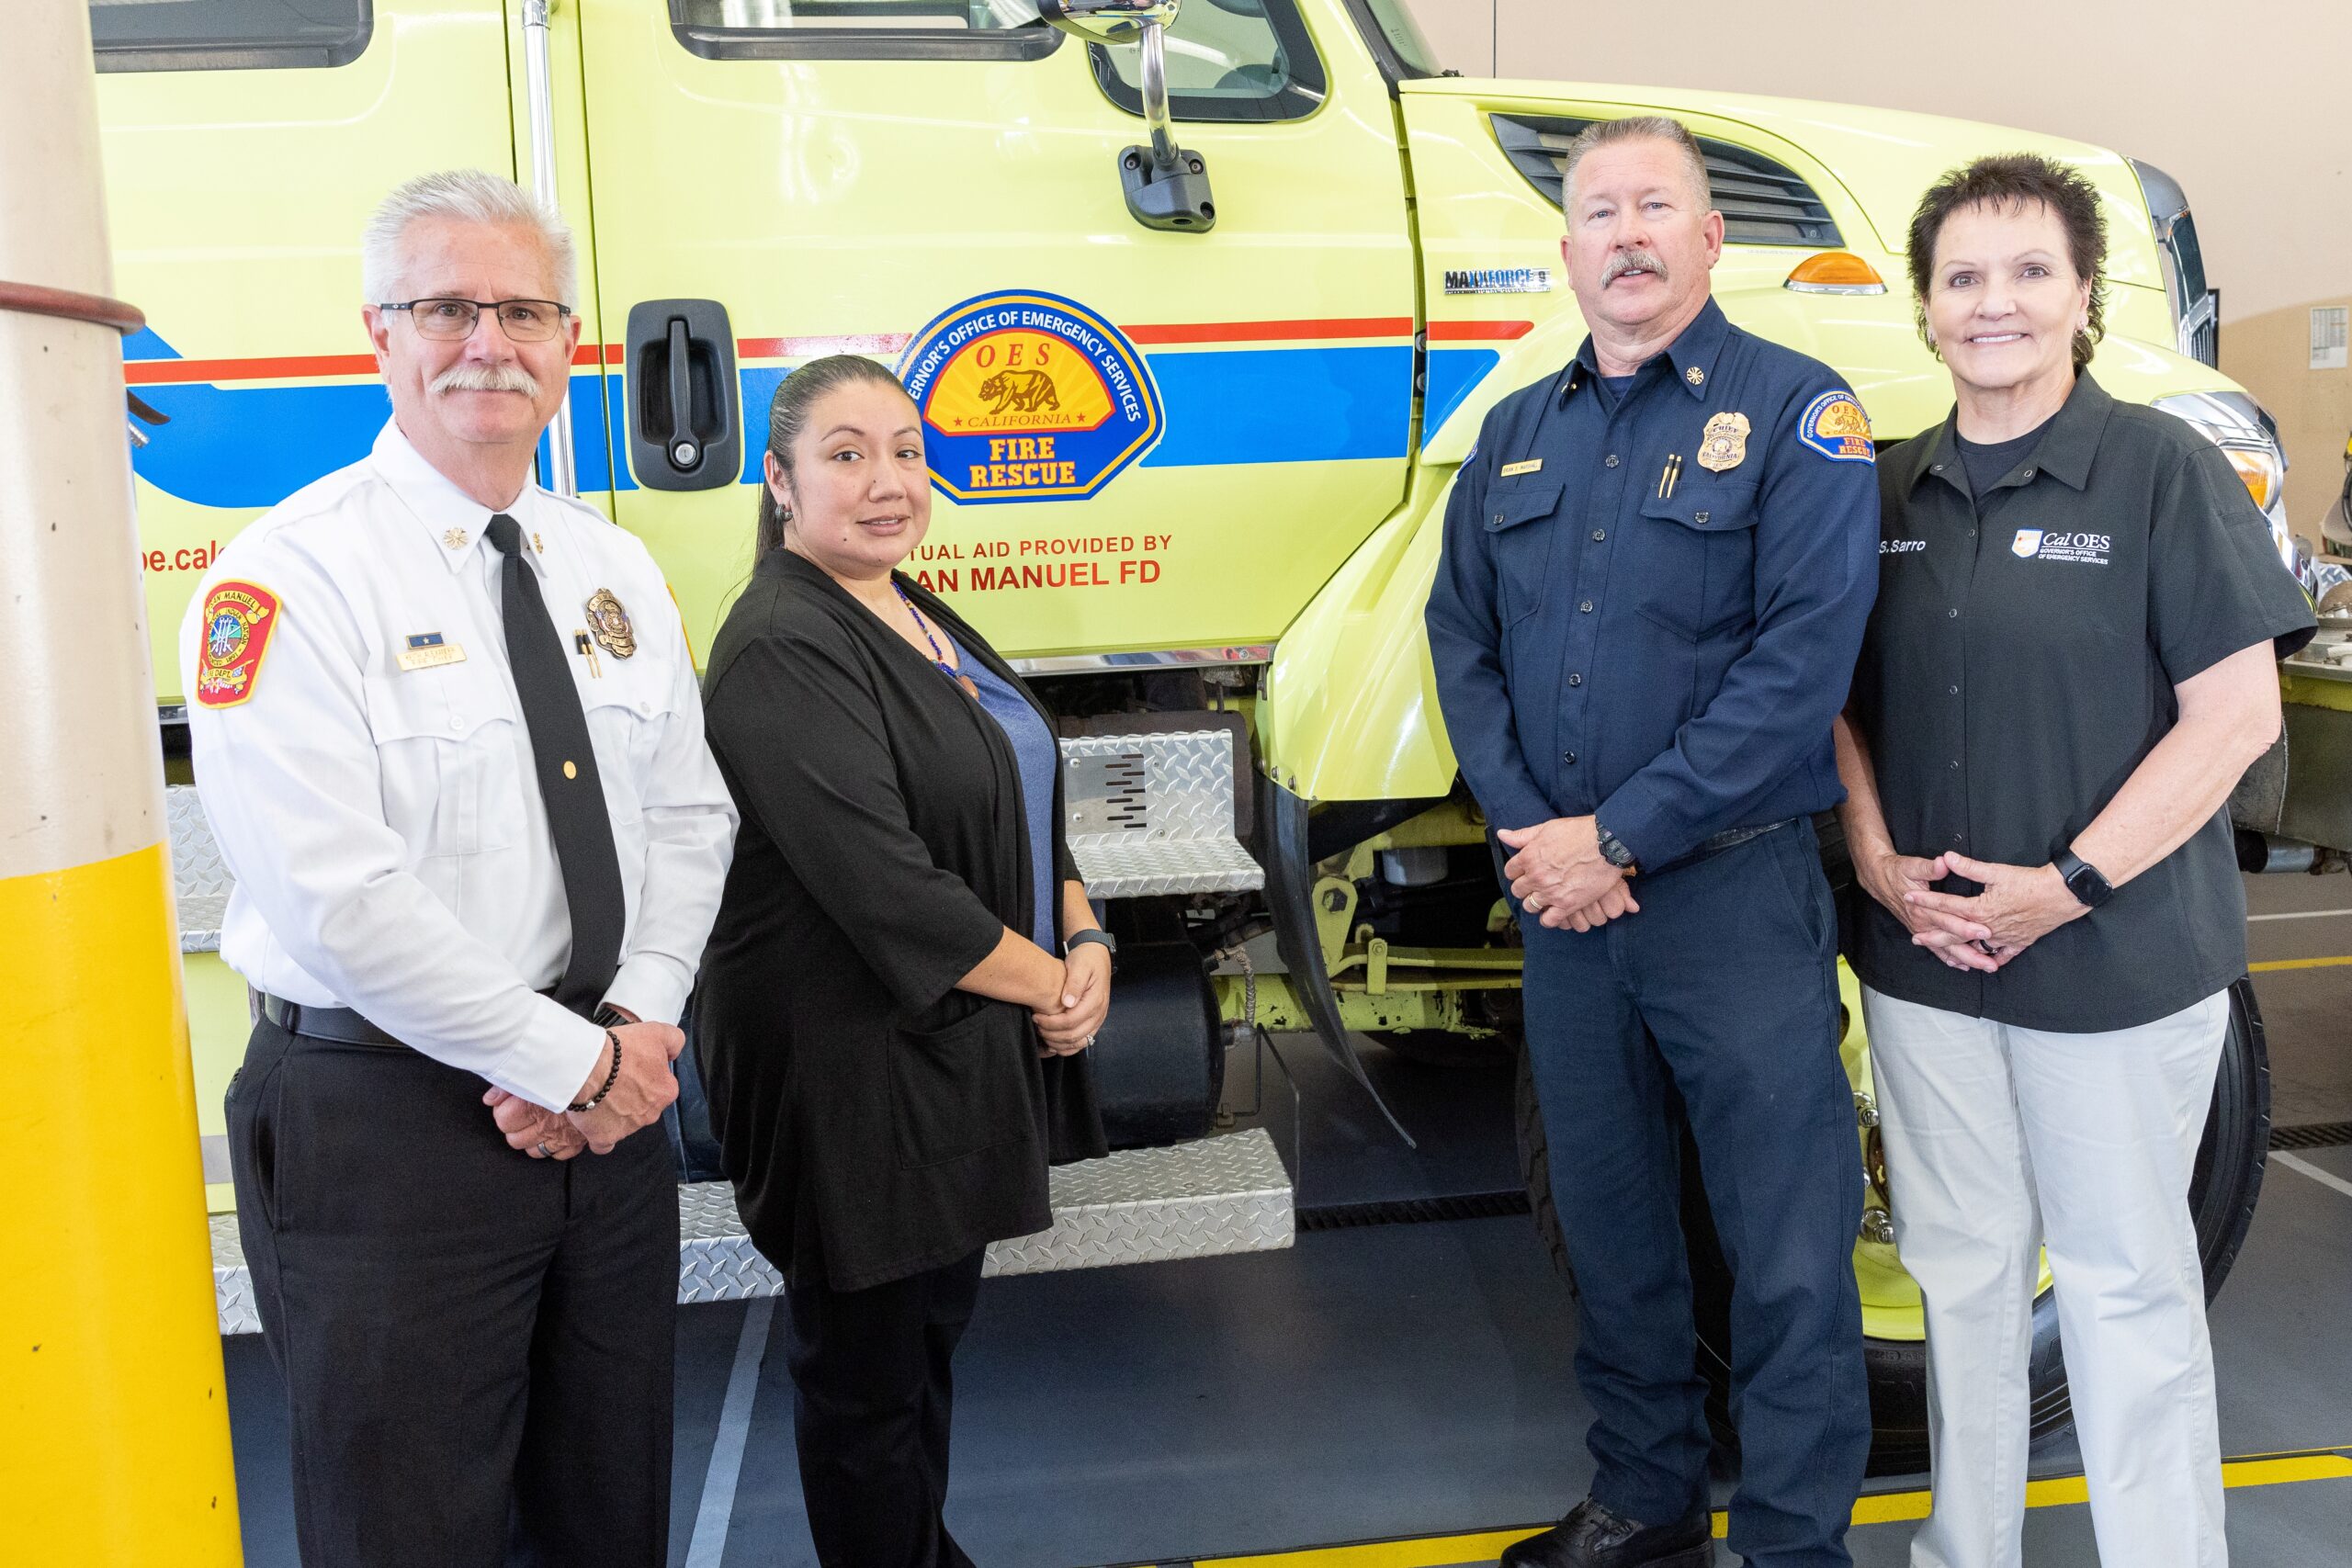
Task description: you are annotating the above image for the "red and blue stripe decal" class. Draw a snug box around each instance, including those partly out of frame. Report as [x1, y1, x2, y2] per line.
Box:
[123, 316, 1516, 509]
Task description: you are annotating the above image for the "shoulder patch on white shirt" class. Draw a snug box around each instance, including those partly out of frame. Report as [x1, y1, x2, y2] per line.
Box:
[194, 580, 285, 707]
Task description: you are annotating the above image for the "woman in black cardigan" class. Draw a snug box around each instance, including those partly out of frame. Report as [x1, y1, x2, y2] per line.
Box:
[695, 355, 1108, 1568]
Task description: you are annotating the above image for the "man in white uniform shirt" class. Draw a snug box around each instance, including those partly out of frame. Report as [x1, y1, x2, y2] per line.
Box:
[182, 170, 735, 1567]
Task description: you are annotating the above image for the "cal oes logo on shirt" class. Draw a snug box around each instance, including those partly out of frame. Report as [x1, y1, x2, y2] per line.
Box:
[196, 581, 282, 707]
[1797, 390, 1875, 463]
[898, 290, 1164, 505]
[2014, 528, 2111, 564]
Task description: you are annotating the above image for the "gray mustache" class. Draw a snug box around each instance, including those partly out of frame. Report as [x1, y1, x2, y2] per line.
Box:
[1604, 250, 1667, 283]
[431, 364, 542, 397]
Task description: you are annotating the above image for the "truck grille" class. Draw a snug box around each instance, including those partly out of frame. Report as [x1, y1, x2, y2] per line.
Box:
[1491, 114, 1844, 249]
[2180, 288, 2221, 368]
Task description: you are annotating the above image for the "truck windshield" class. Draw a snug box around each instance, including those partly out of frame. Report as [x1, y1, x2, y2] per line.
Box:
[1345, 0, 1441, 79]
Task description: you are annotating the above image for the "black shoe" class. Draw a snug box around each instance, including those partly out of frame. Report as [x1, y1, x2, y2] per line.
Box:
[1498, 1497, 1713, 1568]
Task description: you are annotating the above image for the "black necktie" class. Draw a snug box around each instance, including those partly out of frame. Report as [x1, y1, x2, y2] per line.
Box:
[485, 512, 625, 1014]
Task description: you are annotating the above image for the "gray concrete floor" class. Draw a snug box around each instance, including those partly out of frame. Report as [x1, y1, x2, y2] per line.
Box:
[221, 873, 2352, 1565]
[2244, 867, 2352, 1127]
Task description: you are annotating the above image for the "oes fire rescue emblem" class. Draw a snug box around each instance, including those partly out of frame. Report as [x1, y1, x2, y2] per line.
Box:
[898, 290, 1164, 505]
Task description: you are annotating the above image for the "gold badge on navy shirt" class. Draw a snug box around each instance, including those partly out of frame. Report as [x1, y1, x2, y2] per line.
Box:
[585, 588, 637, 659]
[1697, 412, 1750, 473]
[396, 631, 466, 671]
[1499, 458, 1544, 478]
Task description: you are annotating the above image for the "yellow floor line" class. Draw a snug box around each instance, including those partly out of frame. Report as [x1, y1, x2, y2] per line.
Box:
[1176, 1450, 2352, 1568]
[2250, 955, 2352, 972]
[1853, 1450, 2352, 1525]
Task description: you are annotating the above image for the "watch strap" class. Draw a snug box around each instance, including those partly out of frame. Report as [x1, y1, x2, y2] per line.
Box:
[1595, 822, 1638, 873]
[1065, 929, 1117, 964]
[2054, 848, 2113, 909]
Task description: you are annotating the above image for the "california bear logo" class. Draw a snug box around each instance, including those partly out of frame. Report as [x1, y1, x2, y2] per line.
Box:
[899, 291, 1163, 504]
[978, 368, 1060, 415]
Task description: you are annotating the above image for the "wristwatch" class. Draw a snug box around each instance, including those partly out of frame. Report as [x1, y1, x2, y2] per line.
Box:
[2053, 848, 2114, 909]
[1065, 928, 1118, 971]
[1595, 821, 1639, 874]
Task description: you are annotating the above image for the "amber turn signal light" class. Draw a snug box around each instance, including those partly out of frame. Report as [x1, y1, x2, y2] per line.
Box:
[1785, 252, 1887, 295]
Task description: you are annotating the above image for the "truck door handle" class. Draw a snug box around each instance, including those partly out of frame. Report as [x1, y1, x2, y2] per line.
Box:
[625, 299, 741, 491]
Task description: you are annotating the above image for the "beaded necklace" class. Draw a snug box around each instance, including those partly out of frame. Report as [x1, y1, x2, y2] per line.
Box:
[893, 581, 978, 698]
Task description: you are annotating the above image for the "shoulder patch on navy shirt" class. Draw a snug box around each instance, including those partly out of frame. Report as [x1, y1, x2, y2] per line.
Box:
[1797, 390, 1875, 464]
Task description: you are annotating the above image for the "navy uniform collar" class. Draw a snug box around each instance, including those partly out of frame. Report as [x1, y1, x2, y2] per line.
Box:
[1562, 296, 1734, 405]
[1901, 370, 2116, 497]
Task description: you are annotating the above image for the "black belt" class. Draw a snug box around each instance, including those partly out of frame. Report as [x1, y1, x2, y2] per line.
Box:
[261, 987, 582, 1047]
[260, 992, 402, 1047]
[1645, 816, 1797, 876]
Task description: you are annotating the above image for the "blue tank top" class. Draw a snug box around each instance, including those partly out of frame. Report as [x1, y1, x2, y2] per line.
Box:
[953, 638, 1057, 952]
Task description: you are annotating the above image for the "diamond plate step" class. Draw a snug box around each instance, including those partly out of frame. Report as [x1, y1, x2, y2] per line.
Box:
[1060, 729, 1262, 898]
[167, 784, 230, 953]
[210, 1127, 1291, 1334]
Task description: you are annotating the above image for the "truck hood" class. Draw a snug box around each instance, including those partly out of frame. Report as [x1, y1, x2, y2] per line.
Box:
[1399, 77, 2160, 291]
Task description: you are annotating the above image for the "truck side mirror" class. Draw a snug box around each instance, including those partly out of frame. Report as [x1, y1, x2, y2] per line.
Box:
[1039, 0, 1217, 233]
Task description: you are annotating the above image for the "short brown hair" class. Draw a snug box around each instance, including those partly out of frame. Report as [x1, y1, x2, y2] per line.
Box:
[1905, 152, 2109, 371]
[1561, 115, 1712, 213]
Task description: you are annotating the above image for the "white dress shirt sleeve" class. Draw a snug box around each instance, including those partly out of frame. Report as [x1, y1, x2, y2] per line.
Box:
[603, 596, 736, 1027]
[183, 547, 607, 1111]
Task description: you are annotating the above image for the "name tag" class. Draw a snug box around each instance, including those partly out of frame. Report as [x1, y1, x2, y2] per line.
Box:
[396, 634, 466, 672]
[1499, 458, 1544, 478]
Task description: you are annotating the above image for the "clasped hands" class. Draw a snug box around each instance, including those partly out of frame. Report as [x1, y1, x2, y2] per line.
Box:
[1859, 848, 2086, 973]
[484, 1009, 685, 1162]
[1499, 816, 1639, 932]
[1033, 941, 1112, 1059]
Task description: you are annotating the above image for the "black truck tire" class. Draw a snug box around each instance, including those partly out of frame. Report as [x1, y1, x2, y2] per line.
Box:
[1511, 974, 2270, 1476]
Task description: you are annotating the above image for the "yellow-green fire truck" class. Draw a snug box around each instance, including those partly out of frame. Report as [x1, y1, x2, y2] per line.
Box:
[94, 0, 2328, 1470]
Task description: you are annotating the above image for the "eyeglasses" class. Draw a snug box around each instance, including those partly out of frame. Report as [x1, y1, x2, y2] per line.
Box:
[379, 297, 573, 344]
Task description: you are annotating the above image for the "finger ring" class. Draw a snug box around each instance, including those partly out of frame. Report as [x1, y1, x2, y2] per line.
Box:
[536, 1141, 554, 1158]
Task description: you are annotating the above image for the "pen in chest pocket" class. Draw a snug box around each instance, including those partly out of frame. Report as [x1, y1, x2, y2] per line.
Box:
[573, 629, 602, 678]
[1657, 454, 1684, 500]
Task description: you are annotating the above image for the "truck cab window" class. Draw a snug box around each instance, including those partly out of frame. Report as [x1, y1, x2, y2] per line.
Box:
[669, 0, 1062, 60]
[1343, 0, 1442, 81]
[89, 0, 371, 72]
[1090, 0, 1326, 123]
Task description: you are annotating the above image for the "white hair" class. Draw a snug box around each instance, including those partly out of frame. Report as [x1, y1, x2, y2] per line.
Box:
[361, 169, 577, 308]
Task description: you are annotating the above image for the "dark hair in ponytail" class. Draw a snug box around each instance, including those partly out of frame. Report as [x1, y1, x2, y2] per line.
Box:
[753, 354, 920, 563]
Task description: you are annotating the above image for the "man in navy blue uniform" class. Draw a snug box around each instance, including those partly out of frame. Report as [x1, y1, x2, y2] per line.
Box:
[1427, 117, 1880, 1568]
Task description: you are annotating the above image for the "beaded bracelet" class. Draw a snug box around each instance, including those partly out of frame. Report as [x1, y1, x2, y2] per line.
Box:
[568, 1030, 623, 1113]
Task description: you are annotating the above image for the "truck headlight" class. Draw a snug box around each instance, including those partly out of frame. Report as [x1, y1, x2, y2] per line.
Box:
[2155, 390, 2293, 571]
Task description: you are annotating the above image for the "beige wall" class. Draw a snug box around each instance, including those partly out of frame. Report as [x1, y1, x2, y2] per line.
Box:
[1402, 0, 2352, 534]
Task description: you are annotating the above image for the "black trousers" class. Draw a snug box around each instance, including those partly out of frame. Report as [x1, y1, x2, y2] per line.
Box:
[785, 1248, 986, 1568]
[225, 1019, 679, 1568]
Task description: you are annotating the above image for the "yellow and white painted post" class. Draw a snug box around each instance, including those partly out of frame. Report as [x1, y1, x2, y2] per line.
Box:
[0, 5, 243, 1562]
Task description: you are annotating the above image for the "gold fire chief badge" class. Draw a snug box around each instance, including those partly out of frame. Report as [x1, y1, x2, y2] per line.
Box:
[1696, 412, 1750, 473]
[585, 589, 637, 660]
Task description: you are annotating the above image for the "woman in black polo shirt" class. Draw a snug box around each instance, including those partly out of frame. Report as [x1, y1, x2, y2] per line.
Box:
[1835, 155, 2312, 1568]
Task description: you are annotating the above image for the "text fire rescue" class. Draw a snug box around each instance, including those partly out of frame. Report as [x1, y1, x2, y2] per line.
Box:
[970, 434, 1078, 491]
